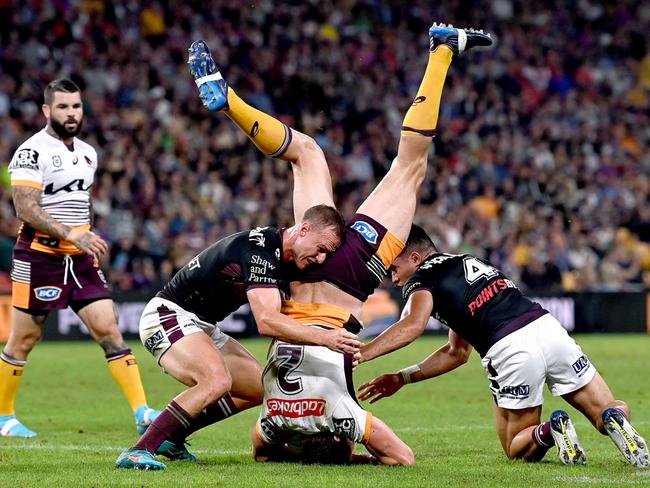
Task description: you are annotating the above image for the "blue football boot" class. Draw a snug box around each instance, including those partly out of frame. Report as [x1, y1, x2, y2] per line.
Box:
[602, 407, 649, 467]
[115, 448, 167, 470]
[429, 22, 493, 54]
[157, 439, 198, 462]
[135, 406, 161, 435]
[188, 39, 229, 111]
[550, 409, 586, 465]
[0, 414, 37, 437]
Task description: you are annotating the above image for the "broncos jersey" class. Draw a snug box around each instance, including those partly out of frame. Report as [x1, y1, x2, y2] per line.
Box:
[158, 226, 285, 324]
[402, 253, 547, 357]
[9, 129, 97, 255]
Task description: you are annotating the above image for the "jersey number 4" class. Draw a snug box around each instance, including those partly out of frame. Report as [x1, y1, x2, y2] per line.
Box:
[276, 345, 304, 395]
[463, 257, 498, 284]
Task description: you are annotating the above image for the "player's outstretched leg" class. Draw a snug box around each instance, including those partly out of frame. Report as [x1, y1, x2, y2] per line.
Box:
[602, 407, 649, 467]
[550, 410, 586, 465]
[188, 39, 292, 158]
[115, 448, 167, 470]
[428, 22, 493, 55]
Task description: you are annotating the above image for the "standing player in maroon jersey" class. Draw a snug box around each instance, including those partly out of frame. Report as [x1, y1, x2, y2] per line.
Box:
[358, 224, 649, 468]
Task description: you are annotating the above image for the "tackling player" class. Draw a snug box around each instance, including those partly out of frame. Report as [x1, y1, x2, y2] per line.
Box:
[1, 79, 159, 437]
[115, 206, 363, 470]
[358, 224, 649, 468]
[188, 23, 492, 463]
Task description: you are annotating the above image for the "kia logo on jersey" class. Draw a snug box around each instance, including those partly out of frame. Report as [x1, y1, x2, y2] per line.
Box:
[34, 286, 62, 301]
[351, 221, 378, 244]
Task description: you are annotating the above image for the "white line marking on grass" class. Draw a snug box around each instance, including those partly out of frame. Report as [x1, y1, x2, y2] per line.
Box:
[0, 444, 249, 456]
[554, 476, 646, 485]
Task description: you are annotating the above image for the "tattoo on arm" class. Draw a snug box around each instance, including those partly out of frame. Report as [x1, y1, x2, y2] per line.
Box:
[12, 186, 70, 240]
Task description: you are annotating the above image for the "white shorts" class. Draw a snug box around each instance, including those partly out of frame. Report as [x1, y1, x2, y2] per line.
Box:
[257, 336, 371, 446]
[481, 314, 596, 409]
[139, 297, 230, 363]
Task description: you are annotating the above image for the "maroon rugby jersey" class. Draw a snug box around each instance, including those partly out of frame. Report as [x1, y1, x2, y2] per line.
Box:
[403, 253, 547, 357]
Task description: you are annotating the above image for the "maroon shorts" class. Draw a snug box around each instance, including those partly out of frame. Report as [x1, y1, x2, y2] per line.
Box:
[10, 248, 110, 312]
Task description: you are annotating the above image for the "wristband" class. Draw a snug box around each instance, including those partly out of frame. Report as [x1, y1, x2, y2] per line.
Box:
[399, 364, 421, 384]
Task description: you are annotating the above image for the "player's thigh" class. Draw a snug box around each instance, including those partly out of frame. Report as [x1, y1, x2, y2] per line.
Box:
[562, 371, 614, 428]
[539, 315, 597, 399]
[493, 403, 543, 451]
[4, 308, 47, 356]
[289, 130, 336, 222]
[159, 332, 231, 388]
[219, 337, 263, 403]
[355, 161, 425, 243]
[75, 298, 123, 343]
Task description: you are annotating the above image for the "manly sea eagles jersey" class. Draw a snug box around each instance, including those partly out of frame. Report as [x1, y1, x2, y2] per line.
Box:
[158, 226, 284, 324]
[402, 253, 548, 357]
[9, 129, 97, 255]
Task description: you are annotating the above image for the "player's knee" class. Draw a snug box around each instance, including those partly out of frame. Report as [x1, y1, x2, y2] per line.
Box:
[9, 328, 43, 355]
[202, 374, 232, 404]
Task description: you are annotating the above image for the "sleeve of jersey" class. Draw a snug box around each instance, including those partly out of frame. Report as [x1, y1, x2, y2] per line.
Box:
[402, 275, 430, 300]
[8, 147, 43, 189]
[242, 247, 280, 291]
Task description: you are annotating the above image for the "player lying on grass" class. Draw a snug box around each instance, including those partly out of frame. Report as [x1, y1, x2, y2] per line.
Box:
[252, 338, 413, 465]
[358, 224, 649, 467]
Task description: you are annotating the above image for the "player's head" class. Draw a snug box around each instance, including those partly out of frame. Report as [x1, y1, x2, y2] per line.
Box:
[390, 224, 437, 286]
[300, 433, 353, 465]
[289, 204, 346, 269]
[42, 78, 83, 140]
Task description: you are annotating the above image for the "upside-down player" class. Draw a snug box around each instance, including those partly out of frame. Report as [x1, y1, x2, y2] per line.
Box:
[188, 23, 492, 464]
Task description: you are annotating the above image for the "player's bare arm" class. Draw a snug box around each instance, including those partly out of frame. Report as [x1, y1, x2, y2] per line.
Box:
[246, 287, 362, 355]
[12, 185, 108, 261]
[360, 290, 433, 363]
[358, 329, 472, 404]
[12, 185, 73, 241]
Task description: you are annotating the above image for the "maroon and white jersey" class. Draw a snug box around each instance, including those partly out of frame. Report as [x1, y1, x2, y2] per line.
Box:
[257, 336, 371, 445]
[403, 253, 548, 357]
[158, 226, 284, 324]
[9, 129, 97, 255]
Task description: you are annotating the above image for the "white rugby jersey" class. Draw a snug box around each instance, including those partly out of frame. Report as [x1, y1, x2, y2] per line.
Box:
[9, 128, 97, 255]
[256, 338, 371, 447]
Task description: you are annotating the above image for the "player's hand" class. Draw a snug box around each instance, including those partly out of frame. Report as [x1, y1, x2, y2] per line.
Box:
[322, 328, 362, 356]
[66, 228, 109, 261]
[351, 350, 362, 370]
[357, 373, 404, 403]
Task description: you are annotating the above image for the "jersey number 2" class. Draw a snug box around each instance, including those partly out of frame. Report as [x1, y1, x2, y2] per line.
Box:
[276, 345, 304, 394]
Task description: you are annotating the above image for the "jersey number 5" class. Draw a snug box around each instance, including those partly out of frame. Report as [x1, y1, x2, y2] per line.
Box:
[276, 345, 304, 395]
[463, 256, 498, 284]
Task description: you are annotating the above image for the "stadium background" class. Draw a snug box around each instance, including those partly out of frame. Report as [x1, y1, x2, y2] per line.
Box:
[0, 0, 649, 339]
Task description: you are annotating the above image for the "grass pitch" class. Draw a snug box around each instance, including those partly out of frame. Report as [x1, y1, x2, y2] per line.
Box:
[0, 334, 648, 487]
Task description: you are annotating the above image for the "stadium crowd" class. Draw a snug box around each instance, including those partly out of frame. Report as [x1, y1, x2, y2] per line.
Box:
[1, 0, 649, 295]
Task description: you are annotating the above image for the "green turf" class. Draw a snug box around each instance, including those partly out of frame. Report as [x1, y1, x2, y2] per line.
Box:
[0, 334, 648, 487]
